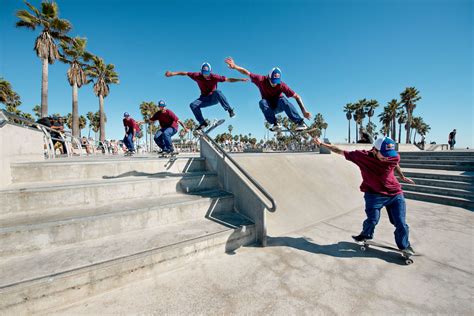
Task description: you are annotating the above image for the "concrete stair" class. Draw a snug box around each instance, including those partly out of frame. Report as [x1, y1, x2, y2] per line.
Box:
[0, 156, 256, 313]
[399, 151, 474, 210]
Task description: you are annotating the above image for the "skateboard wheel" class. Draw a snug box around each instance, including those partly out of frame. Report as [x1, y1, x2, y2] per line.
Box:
[405, 259, 414, 265]
[360, 246, 366, 252]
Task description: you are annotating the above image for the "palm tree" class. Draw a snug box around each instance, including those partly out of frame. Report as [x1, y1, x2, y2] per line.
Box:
[353, 99, 367, 141]
[65, 112, 87, 137]
[0, 78, 21, 114]
[386, 99, 400, 141]
[60, 37, 92, 138]
[32, 105, 41, 119]
[411, 117, 423, 144]
[400, 87, 421, 143]
[228, 124, 233, 136]
[343, 103, 354, 143]
[86, 56, 119, 142]
[378, 106, 391, 137]
[16, 1, 72, 117]
[365, 99, 379, 124]
[397, 109, 407, 143]
[139, 101, 159, 150]
[86, 111, 101, 140]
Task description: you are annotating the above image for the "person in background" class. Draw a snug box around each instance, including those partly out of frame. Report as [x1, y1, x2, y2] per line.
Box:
[448, 129, 456, 150]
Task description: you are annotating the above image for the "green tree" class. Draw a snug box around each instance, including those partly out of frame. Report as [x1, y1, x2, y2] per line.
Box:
[386, 99, 400, 141]
[32, 105, 41, 119]
[16, 1, 72, 117]
[60, 36, 93, 137]
[378, 106, 391, 137]
[343, 103, 354, 143]
[400, 87, 421, 143]
[86, 56, 119, 142]
[228, 124, 233, 135]
[86, 110, 102, 140]
[397, 109, 407, 143]
[365, 99, 379, 124]
[353, 99, 368, 141]
[139, 101, 159, 150]
[0, 78, 21, 114]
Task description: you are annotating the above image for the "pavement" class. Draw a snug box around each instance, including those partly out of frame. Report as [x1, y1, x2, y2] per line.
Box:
[48, 199, 473, 315]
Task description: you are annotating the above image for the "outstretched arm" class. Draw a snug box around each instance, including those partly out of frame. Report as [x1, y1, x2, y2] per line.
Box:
[313, 137, 344, 155]
[165, 71, 187, 77]
[225, 77, 249, 83]
[225, 57, 251, 76]
[293, 93, 312, 119]
[177, 120, 188, 132]
[395, 164, 415, 184]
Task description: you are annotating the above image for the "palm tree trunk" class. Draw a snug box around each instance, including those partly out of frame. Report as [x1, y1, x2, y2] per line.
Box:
[398, 123, 402, 143]
[355, 122, 359, 142]
[99, 95, 105, 142]
[392, 117, 396, 141]
[347, 119, 351, 143]
[41, 58, 48, 117]
[405, 110, 412, 144]
[72, 82, 79, 138]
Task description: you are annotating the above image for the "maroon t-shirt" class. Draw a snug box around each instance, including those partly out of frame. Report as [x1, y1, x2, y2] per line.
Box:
[187, 72, 226, 96]
[123, 118, 139, 134]
[250, 73, 296, 107]
[150, 109, 179, 130]
[344, 149, 402, 196]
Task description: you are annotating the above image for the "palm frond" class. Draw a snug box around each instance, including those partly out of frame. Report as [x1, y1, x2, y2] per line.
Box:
[24, 1, 41, 17]
[16, 20, 36, 30]
[41, 1, 58, 19]
[50, 18, 72, 33]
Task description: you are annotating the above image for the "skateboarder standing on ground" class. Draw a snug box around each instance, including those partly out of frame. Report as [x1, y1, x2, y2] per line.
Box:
[165, 62, 248, 130]
[313, 136, 416, 255]
[123, 112, 141, 154]
[149, 100, 188, 155]
[225, 57, 312, 132]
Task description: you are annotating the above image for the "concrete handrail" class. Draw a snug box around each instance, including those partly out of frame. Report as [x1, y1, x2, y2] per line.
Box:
[200, 131, 277, 213]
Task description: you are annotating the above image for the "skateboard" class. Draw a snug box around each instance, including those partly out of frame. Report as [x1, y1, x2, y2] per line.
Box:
[124, 151, 135, 156]
[159, 151, 179, 159]
[194, 119, 226, 138]
[353, 237, 416, 265]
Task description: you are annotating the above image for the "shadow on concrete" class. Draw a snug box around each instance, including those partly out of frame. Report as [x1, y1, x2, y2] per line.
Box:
[264, 236, 409, 265]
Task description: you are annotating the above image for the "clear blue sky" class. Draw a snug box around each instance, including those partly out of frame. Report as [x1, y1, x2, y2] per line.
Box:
[1, 0, 472, 147]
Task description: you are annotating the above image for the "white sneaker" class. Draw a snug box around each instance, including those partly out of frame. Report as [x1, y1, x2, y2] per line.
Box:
[269, 124, 282, 132]
[295, 122, 308, 131]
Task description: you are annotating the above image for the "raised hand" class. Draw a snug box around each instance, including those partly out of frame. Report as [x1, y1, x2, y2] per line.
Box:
[225, 57, 235, 69]
[303, 111, 312, 119]
[241, 78, 249, 82]
[165, 71, 173, 77]
[313, 137, 322, 146]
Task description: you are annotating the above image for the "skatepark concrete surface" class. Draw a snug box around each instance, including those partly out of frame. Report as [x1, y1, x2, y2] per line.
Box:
[47, 199, 472, 315]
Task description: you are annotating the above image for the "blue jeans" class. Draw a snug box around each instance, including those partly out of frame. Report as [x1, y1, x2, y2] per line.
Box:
[154, 127, 177, 152]
[190, 90, 231, 125]
[259, 97, 304, 125]
[123, 133, 135, 151]
[361, 193, 410, 250]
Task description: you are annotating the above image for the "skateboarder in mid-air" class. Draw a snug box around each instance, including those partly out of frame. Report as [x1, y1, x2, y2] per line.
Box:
[165, 62, 248, 130]
[225, 57, 312, 132]
[149, 100, 188, 155]
[313, 136, 416, 255]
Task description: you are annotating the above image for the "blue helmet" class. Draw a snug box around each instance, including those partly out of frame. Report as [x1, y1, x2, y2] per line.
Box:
[269, 67, 282, 85]
[158, 100, 166, 107]
[123, 112, 130, 117]
[201, 62, 212, 75]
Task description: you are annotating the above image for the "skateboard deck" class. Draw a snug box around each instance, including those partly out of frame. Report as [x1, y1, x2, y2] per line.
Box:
[353, 237, 416, 265]
[194, 119, 226, 138]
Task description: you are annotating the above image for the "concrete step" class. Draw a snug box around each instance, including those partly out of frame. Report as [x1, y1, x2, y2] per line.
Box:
[399, 163, 474, 171]
[0, 215, 256, 314]
[403, 177, 474, 191]
[0, 172, 219, 220]
[400, 159, 474, 166]
[11, 157, 207, 184]
[0, 190, 233, 258]
[401, 183, 474, 200]
[401, 169, 474, 183]
[403, 190, 474, 210]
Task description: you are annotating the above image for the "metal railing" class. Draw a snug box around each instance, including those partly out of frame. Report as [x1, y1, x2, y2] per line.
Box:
[1, 109, 86, 158]
[200, 130, 277, 213]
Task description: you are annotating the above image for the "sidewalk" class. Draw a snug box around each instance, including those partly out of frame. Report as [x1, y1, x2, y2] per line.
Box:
[49, 199, 473, 315]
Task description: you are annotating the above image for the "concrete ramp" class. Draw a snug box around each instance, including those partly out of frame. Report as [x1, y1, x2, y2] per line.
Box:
[233, 153, 365, 236]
